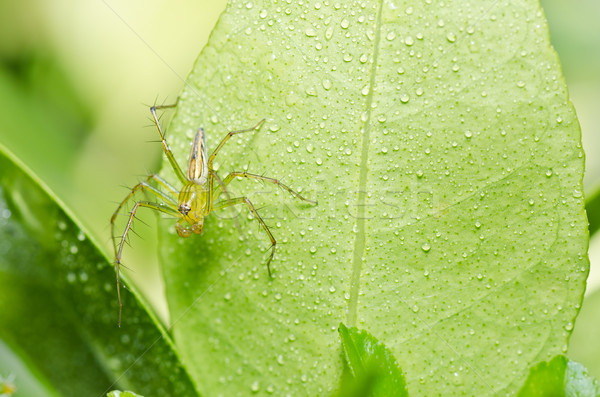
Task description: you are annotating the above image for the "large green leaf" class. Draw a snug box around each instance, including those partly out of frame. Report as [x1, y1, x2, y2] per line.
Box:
[0, 151, 196, 395]
[157, 0, 587, 395]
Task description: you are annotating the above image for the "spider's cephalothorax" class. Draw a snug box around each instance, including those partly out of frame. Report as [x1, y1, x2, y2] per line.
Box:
[110, 104, 316, 326]
[176, 178, 209, 237]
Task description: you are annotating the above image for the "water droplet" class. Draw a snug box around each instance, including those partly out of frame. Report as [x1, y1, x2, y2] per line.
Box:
[329, 286, 336, 293]
[285, 93, 297, 106]
[343, 53, 353, 62]
[412, 305, 419, 313]
[545, 169, 553, 177]
[404, 36, 414, 46]
[306, 143, 314, 153]
[251, 381, 260, 392]
[386, 32, 396, 41]
[340, 19, 349, 29]
[400, 94, 410, 103]
[564, 322, 573, 331]
[322, 79, 332, 90]
[421, 243, 431, 252]
[305, 87, 317, 96]
[361, 85, 370, 95]
[446, 32, 456, 42]
[305, 28, 317, 37]
[224, 292, 232, 301]
[259, 9, 267, 18]
[325, 27, 333, 40]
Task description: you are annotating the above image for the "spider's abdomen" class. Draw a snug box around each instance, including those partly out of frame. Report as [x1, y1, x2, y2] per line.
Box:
[178, 183, 210, 226]
[187, 128, 208, 184]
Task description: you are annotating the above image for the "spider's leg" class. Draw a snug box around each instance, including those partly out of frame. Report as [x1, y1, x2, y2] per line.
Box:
[151, 173, 180, 197]
[209, 170, 242, 233]
[151, 99, 178, 111]
[212, 197, 276, 277]
[216, 172, 317, 205]
[115, 201, 180, 327]
[150, 105, 188, 184]
[110, 174, 179, 259]
[112, 198, 180, 327]
[207, 119, 266, 169]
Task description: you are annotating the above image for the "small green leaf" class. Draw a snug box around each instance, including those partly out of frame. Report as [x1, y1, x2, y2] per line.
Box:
[338, 323, 407, 397]
[566, 360, 600, 397]
[517, 355, 600, 397]
[518, 355, 566, 396]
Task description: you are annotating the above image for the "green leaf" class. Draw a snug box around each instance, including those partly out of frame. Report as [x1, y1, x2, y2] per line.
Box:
[586, 184, 600, 237]
[565, 360, 600, 397]
[0, 153, 197, 396]
[338, 323, 407, 397]
[158, 0, 587, 395]
[517, 355, 600, 397]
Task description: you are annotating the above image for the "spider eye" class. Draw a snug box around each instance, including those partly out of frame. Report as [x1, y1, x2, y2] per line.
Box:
[179, 203, 191, 215]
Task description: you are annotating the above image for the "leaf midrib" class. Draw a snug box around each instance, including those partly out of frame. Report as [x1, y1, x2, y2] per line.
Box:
[347, 0, 384, 327]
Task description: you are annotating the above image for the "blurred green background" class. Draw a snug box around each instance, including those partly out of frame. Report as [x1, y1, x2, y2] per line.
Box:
[0, 0, 598, 383]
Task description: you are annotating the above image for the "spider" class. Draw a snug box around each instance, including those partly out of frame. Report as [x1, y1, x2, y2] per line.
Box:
[111, 105, 316, 326]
